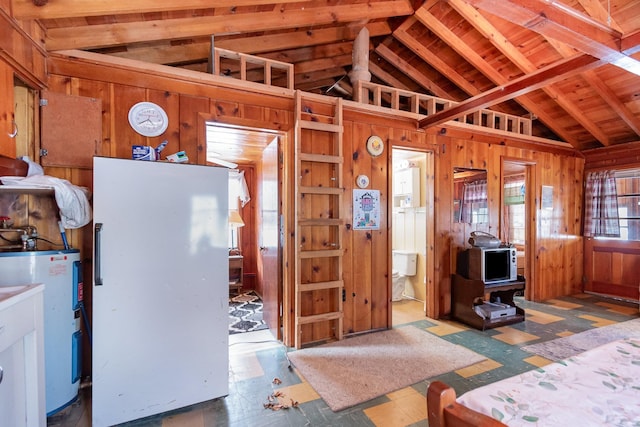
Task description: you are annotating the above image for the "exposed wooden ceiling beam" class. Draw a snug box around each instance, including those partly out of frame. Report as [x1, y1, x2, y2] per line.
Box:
[576, 0, 623, 33]
[403, 7, 552, 129]
[294, 67, 347, 87]
[463, 0, 640, 76]
[46, 0, 413, 50]
[106, 22, 393, 64]
[374, 43, 453, 99]
[583, 70, 640, 139]
[11, 0, 309, 19]
[293, 54, 353, 74]
[393, 17, 479, 96]
[622, 29, 640, 56]
[369, 61, 411, 90]
[419, 54, 602, 129]
[447, 0, 597, 144]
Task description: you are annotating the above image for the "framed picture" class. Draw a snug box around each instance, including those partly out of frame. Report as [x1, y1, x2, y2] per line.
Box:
[542, 185, 553, 210]
[353, 189, 380, 230]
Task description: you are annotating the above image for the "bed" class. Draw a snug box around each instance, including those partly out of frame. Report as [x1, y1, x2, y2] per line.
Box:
[427, 338, 640, 427]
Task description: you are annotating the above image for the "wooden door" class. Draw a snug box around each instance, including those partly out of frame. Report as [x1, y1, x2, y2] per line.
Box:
[259, 138, 281, 338]
[40, 90, 101, 168]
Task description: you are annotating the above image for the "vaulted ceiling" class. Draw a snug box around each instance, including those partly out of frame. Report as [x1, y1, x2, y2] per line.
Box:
[14, 0, 640, 151]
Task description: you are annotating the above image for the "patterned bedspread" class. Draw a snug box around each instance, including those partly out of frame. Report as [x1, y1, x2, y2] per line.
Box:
[457, 338, 640, 426]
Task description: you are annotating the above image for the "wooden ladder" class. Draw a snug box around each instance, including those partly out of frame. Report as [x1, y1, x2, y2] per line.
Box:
[293, 91, 345, 349]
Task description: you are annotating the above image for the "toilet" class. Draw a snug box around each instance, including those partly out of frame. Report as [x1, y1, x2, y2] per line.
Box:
[392, 250, 417, 301]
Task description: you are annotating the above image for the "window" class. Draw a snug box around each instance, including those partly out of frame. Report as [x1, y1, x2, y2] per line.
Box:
[507, 204, 525, 244]
[461, 180, 488, 224]
[614, 169, 640, 241]
[504, 177, 525, 245]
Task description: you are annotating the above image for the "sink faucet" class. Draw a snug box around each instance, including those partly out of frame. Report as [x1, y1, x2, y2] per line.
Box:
[20, 226, 38, 251]
[0, 225, 38, 251]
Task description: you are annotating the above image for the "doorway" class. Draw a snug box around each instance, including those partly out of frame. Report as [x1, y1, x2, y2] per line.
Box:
[501, 159, 536, 301]
[205, 121, 285, 338]
[390, 148, 433, 325]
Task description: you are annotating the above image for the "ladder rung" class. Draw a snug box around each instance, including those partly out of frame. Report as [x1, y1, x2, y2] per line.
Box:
[299, 280, 343, 292]
[297, 311, 343, 325]
[299, 153, 343, 164]
[299, 186, 343, 195]
[298, 120, 343, 133]
[298, 218, 343, 226]
[299, 249, 343, 258]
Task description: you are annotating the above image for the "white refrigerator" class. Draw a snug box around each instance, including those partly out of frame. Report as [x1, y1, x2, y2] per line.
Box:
[92, 157, 229, 427]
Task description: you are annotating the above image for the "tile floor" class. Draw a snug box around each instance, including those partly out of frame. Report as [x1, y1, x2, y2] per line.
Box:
[48, 294, 639, 427]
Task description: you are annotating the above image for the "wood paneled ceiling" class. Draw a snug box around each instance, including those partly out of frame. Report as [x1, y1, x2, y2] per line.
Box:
[14, 0, 640, 151]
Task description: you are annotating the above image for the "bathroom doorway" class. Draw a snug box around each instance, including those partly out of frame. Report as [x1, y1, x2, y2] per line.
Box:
[391, 148, 433, 325]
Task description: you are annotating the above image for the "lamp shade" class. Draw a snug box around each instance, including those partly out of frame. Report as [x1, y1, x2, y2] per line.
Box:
[229, 210, 245, 227]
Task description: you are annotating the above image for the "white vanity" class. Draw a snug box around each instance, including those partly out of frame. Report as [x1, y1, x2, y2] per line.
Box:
[0, 284, 46, 427]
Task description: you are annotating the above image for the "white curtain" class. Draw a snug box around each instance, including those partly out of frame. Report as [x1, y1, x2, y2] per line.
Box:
[228, 170, 250, 208]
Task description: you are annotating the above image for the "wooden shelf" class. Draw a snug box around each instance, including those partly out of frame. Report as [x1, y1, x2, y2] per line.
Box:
[229, 255, 243, 294]
[0, 186, 54, 196]
[451, 274, 525, 330]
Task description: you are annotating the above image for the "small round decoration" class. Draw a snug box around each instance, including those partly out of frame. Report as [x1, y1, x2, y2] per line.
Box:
[366, 135, 384, 157]
[356, 174, 370, 188]
[128, 102, 169, 137]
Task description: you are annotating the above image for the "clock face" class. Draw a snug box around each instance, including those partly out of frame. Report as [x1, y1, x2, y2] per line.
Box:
[128, 102, 169, 137]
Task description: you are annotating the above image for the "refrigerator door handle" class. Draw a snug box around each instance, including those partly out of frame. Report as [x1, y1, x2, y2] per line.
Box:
[95, 223, 103, 286]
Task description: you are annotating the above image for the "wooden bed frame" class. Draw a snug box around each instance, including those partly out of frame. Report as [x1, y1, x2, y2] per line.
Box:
[426, 381, 506, 427]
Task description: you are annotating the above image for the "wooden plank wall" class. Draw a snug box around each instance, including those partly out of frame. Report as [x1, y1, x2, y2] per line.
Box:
[430, 128, 585, 317]
[9, 50, 588, 354]
[39, 55, 292, 367]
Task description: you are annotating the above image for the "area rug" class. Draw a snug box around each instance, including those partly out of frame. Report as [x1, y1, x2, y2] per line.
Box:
[287, 325, 486, 412]
[229, 291, 269, 335]
[522, 317, 640, 361]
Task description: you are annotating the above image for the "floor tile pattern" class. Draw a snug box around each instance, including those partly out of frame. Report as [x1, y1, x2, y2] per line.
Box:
[50, 294, 639, 427]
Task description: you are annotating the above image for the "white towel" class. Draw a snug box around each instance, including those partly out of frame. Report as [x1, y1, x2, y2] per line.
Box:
[0, 175, 92, 229]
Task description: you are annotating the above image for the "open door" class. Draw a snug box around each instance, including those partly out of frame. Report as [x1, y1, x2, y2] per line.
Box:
[258, 137, 281, 339]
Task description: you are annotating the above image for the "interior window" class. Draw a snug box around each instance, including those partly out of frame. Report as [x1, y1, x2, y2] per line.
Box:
[453, 168, 488, 224]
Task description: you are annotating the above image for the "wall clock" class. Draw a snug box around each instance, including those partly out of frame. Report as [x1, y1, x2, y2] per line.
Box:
[366, 135, 384, 157]
[128, 102, 169, 137]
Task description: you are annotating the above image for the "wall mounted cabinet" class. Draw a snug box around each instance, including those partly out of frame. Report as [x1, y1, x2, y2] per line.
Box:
[393, 167, 419, 208]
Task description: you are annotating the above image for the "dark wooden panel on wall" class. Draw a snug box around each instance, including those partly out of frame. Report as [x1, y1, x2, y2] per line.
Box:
[40, 90, 102, 168]
[584, 239, 640, 300]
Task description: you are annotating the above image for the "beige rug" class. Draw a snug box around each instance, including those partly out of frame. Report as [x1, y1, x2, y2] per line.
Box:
[287, 325, 486, 411]
[522, 317, 640, 361]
